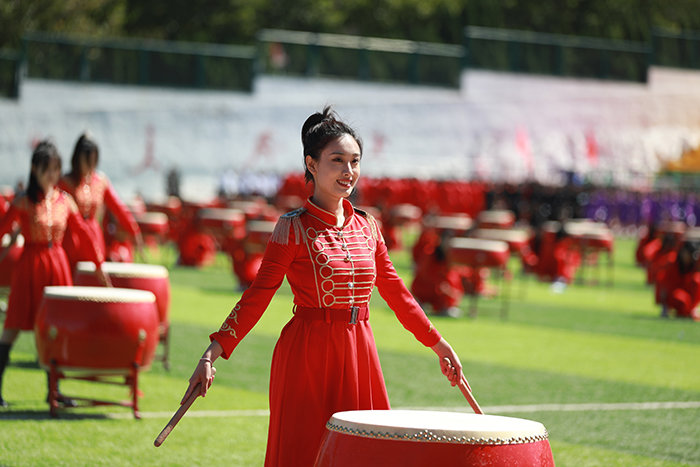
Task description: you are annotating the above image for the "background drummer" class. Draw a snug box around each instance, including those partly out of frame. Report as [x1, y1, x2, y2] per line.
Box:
[181, 106, 469, 466]
[58, 132, 143, 274]
[0, 141, 110, 407]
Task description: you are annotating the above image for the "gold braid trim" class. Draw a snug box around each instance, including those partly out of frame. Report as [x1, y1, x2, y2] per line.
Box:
[355, 208, 379, 241]
[270, 208, 306, 245]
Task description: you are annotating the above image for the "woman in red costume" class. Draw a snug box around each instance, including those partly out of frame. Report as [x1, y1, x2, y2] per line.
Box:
[182, 107, 468, 466]
[0, 141, 109, 407]
[58, 133, 142, 274]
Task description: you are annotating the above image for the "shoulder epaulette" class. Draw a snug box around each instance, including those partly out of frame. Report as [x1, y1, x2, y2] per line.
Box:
[354, 208, 379, 241]
[271, 207, 306, 245]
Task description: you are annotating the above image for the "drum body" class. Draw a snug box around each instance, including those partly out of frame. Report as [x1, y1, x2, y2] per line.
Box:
[477, 210, 515, 230]
[449, 238, 510, 268]
[471, 229, 530, 255]
[74, 261, 170, 328]
[35, 286, 159, 371]
[199, 208, 246, 240]
[315, 410, 554, 467]
[246, 220, 277, 246]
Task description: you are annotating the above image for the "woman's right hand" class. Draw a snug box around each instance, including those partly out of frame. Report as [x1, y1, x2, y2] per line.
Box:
[181, 341, 223, 404]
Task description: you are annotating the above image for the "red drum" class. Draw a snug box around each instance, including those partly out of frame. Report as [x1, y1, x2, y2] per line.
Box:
[315, 410, 554, 467]
[35, 286, 159, 371]
[146, 196, 182, 219]
[0, 233, 24, 287]
[74, 261, 170, 328]
[199, 208, 246, 239]
[471, 228, 530, 254]
[424, 215, 473, 235]
[448, 238, 510, 268]
[246, 220, 277, 246]
[564, 220, 614, 252]
[477, 210, 516, 229]
[136, 211, 169, 236]
[390, 204, 422, 225]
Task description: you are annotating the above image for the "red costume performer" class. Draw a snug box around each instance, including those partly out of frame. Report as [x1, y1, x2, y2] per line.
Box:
[0, 190, 105, 330]
[58, 171, 140, 273]
[210, 199, 441, 465]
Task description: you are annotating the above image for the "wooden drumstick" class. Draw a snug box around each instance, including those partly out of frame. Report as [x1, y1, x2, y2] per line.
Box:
[154, 383, 201, 447]
[458, 375, 484, 415]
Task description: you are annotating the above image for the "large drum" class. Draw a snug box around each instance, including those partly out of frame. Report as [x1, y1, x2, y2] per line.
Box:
[476, 210, 516, 229]
[470, 228, 530, 255]
[246, 220, 277, 246]
[74, 261, 170, 328]
[199, 207, 246, 240]
[315, 410, 554, 467]
[35, 286, 159, 371]
[448, 238, 510, 268]
[424, 215, 474, 236]
[135, 211, 170, 245]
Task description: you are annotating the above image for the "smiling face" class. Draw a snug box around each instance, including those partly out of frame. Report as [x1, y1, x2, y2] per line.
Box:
[305, 134, 362, 208]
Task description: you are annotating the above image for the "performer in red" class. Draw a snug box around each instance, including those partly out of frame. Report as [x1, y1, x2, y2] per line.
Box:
[0, 141, 109, 407]
[182, 107, 467, 466]
[58, 133, 142, 274]
[655, 240, 700, 320]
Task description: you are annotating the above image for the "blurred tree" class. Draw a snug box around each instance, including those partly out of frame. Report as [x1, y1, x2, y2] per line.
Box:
[0, 0, 125, 49]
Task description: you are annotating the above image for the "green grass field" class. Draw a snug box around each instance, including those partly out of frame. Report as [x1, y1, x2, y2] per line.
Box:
[1, 236, 698, 466]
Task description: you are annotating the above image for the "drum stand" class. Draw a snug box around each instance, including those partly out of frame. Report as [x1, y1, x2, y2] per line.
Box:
[156, 323, 171, 370]
[46, 341, 147, 419]
[468, 265, 511, 320]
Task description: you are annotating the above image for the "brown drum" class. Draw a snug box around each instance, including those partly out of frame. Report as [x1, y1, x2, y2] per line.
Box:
[448, 238, 510, 268]
[477, 210, 516, 229]
[315, 410, 555, 467]
[36, 286, 159, 371]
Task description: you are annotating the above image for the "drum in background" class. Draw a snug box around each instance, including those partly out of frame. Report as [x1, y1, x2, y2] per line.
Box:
[424, 215, 473, 236]
[315, 410, 554, 467]
[448, 237, 510, 268]
[470, 228, 530, 255]
[199, 207, 246, 241]
[74, 261, 171, 369]
[135, 211, 170, 245]
[476, 210, 516, 230]
[390, 203, 423, 226]
[35, 286, 159, 371]
[246, 220, 277, 247]
[74, 262, 170, 326]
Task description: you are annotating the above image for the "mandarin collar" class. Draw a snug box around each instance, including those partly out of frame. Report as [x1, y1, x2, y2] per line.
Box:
[304, 198, 355, 228]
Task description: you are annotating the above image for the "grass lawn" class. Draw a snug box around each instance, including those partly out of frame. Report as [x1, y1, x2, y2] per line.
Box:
[1, 236, 698, 466]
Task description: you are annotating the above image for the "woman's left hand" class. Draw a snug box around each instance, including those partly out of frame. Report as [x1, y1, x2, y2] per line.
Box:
[430, 337, 463, 387]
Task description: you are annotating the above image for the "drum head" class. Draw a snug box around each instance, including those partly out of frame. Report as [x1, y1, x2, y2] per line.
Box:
[43, 286, 156, 304]
[76, 261, 168, 279]
[327, 410, 548, 445]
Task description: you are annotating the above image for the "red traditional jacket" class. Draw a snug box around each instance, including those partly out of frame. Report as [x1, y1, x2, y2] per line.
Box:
[58, 172, 140, 236]
[0, 190, 103, 263]
[211, 198, 441, 358]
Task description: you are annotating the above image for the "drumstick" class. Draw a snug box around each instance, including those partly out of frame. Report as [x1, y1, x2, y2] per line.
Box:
[458, 375, 484, 415]
[154, 383, 201, 447]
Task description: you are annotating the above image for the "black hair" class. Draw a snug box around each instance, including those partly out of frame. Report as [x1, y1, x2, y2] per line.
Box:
[678, 241, 700, 275]
[301, 106, 363, 183]
[26, 140, 62, 204]
[69, 132, 99, 182]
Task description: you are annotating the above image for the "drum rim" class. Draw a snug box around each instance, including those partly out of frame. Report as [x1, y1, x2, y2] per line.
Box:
[199, 207, 245, 220]
[449, 237, 509, 253]
[135, 212, 169, 223]
[43, 286, 156, 303]
[75, 261, 169, 279]
[326, 410, 548, 446]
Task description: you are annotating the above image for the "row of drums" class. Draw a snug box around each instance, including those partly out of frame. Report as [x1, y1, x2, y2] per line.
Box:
[37, 261, 170, 375]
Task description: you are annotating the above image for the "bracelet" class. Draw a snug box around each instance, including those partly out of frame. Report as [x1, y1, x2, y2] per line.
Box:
[199, 357, 212, 364]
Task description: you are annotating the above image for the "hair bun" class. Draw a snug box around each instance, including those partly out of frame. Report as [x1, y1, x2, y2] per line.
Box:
[301, 106, 336, 144]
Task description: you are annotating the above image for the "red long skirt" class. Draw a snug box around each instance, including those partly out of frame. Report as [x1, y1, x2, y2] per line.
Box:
[5, 244, 72, 330]
[264, 316, 390, 467]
